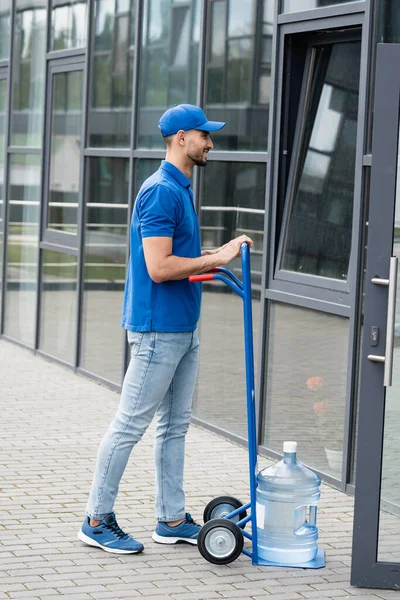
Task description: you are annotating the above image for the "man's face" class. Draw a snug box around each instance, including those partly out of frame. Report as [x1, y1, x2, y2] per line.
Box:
[185, 129, 214, 167]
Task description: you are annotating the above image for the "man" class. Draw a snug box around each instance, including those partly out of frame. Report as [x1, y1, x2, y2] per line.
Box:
[78, 104, 253, 554]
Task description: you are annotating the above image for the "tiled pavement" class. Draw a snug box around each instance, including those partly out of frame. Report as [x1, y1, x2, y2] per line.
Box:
[0, 339, 398, 600]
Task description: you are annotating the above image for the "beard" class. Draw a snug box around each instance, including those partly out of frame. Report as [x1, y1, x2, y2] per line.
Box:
[187, 149, 208, 167]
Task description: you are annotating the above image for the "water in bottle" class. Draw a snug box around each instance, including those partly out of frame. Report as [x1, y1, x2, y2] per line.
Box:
[256, 441, 320, 565]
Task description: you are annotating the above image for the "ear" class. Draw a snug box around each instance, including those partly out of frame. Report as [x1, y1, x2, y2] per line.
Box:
[176, 130, 186, 145]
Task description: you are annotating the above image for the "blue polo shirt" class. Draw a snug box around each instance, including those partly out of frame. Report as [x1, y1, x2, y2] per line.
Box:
[121, 161, 202, 332]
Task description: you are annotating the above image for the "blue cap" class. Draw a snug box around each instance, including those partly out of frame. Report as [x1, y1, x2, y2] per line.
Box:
[158, 104, 225, 137]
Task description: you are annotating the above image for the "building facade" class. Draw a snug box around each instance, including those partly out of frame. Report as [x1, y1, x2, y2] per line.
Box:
[1, 0, 400, 587]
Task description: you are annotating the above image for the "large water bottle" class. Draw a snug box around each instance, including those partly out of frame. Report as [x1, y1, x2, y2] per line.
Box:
[256, 441, 320, 565]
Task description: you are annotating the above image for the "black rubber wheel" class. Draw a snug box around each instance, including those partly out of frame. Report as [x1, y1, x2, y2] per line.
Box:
[198, 518, 244, 565]
[203, 495, 247, 527]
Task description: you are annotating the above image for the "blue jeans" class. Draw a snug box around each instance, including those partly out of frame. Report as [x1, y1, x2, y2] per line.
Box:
[86, 329, 200, 522]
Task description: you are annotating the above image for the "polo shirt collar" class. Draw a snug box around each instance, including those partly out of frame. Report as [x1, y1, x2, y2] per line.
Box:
[161, 160, 191, 189]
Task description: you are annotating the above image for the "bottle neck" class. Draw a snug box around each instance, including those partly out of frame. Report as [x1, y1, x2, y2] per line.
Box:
[283, 451, 296, 464]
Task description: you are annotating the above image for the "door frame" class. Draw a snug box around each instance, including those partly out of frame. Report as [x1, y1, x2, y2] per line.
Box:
[351, 43, 400, 589]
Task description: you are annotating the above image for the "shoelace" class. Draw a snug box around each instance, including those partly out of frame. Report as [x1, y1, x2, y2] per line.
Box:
[105, 520, 128, 540]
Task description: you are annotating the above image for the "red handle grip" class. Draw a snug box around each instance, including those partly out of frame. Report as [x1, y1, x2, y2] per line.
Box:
[188, 274, 215, 282]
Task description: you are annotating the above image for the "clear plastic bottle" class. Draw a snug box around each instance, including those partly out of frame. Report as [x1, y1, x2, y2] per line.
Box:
[256, 441, 320, 565]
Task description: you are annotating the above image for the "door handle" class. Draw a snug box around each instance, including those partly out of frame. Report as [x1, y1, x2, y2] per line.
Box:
[368, 256, 398, 386]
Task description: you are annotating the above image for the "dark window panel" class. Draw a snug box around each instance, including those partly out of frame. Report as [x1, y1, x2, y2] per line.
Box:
[0, 1, 12, 60]
[137, 0, 200, 149]
[281, 41, 361, 281]
[205, 0, 274, 151]
[4, 154, 41, 347]
[80, 157, 130, 383]
[11, 0, 47, 147]
[39, 250, 78, 363]
[51, 0, 87, 51]
[88, 0, 136, 148]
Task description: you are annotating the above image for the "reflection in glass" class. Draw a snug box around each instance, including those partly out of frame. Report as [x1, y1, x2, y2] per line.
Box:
[4, 155, 41, 347]
[11, 0, 46, 147]
[205, 0, 274, 150]
[194, 162, 265, 438]
[138, 0, 200, 148]
[0, 79, 6, 323]
[262, 303, 349, 478]
[281, 41, 361, 280]
[377, 133, 400, 561]
[80, 158, 129, 383]
[377, 0, 400, 44]
[39, 250, 78, 364]
[47, 70, 84, 234]
[0, 0, 12, 60]
[51, 0, 87, 50]
[88, 0, 136, 147]
[282, 0, 362, 11]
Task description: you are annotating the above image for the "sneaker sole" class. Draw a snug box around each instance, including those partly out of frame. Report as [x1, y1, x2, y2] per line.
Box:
[77, 530, 144, 554]
[152, 531, 198, 545]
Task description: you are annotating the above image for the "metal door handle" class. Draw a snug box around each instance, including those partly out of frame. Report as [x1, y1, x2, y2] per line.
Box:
[368, 256, 398, 386]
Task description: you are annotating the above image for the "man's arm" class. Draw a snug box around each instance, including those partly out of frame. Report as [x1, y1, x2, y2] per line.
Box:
[143, 235, 253, 283]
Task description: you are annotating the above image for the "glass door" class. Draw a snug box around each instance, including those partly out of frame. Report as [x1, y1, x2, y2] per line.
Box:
[351, 44, 400, 589]
[0, 70, 7, 329]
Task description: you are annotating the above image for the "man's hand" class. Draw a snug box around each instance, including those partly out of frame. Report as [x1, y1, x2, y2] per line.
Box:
[213, 235, 253, 266]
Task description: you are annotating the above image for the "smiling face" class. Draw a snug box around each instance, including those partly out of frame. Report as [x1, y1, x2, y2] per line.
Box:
[184, 129, 214, 167]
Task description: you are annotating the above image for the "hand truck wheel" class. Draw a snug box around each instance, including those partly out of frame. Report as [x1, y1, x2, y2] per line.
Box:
[203, 495, 247, 527]
[198, 518, 244, 565]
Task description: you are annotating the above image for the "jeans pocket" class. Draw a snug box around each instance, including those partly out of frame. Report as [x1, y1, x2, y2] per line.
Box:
[127, 331, 144, 356]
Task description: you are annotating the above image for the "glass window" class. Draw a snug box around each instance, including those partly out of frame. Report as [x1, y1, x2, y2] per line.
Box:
[281, 41, 361, 280]
[377, 1, 400, 45]
[39, 250, 78, 363]
[0, 78, 7, 323]
[194, 161, 266, 438]
[11, 0, 47, 148]
[51, 0, 87, 50]
[205, 0, 274, 151]
[88, 0, 136, 147]
[0, 1, 12, 60]
[137, 0, 200, 148]
[282, 0, 363, 11]
[47, 69, 84, 234]
[80, 157, 129, 383]
[4, 154, 41, 347]
[262, 303, 349, 479]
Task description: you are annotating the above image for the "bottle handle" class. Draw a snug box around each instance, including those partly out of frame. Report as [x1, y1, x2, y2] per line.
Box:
[293, 505, 318, 537]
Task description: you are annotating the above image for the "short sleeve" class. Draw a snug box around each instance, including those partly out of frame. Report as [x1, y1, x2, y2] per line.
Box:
[138, 185, 179, 238]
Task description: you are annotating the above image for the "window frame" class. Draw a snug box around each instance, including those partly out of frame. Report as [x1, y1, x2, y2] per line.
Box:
[41, 56, 86, 249]
[270, 25, 363, 305]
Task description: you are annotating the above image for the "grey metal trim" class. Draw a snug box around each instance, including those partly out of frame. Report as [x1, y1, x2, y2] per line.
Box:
[131, 0, 144, 151]
[41, 58, 85, 251]
[363, 153, 372, 166]
[84, 147, 131, 157]
[34, 0, 52, 352]
[36, 348, 75, 369]
[39, 241, 79, 256]
[207, 152, 268, 163]
[342, 0, 373, 490]
[1, 0, 15, 336]
[76, 366, 121, 393]
[278, 1, 366, 24]
[278, 10, 363, 34]
[351, 43, 400, 590]
[75, 0, 94, 370]
[46, 48, 87, 61]
[7, 147, 41, 154]
[265, 287, 351, 317]
[256, 0, 279, 449]
[0, 60, 8, 68]
[132, 149, 166, 159]
[276, 269, 349, 292]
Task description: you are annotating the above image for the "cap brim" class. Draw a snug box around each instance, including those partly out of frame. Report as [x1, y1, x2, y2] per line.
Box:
[196, 120, 226, 132]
